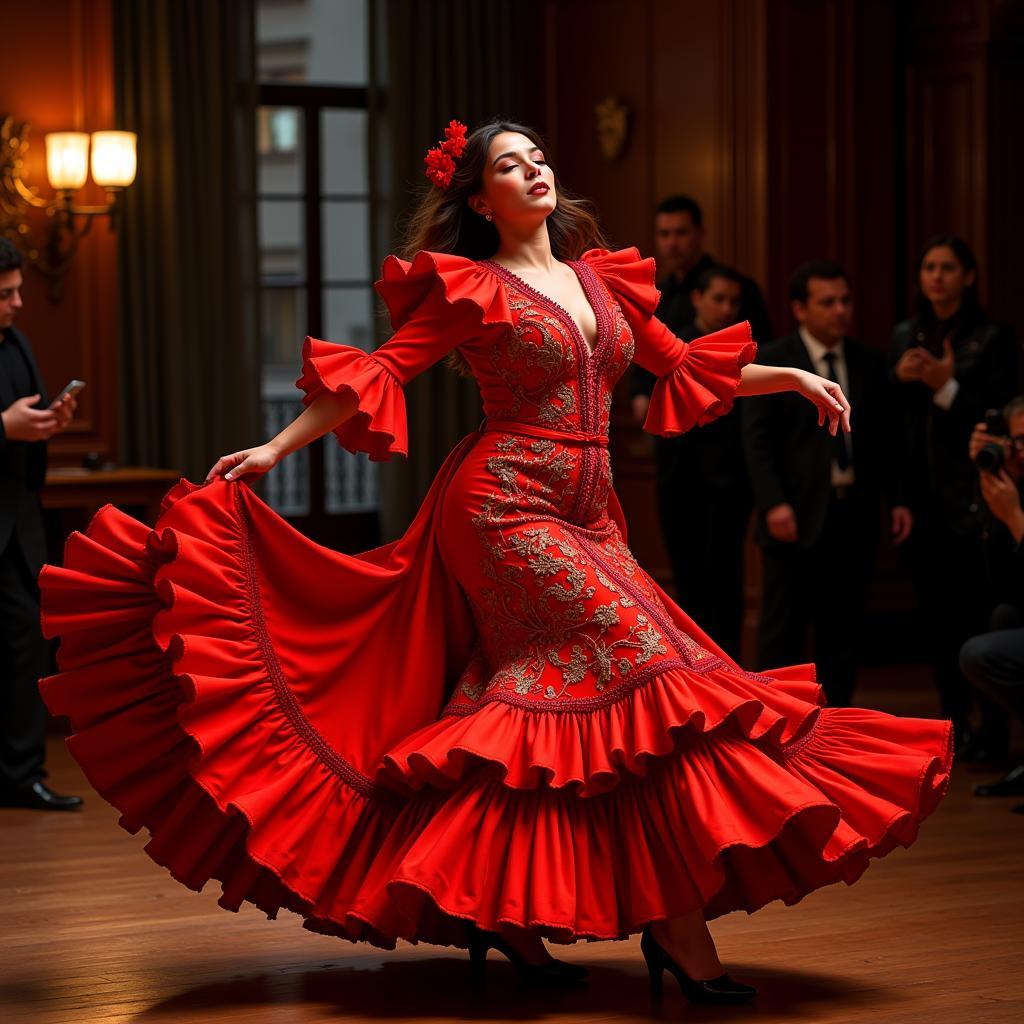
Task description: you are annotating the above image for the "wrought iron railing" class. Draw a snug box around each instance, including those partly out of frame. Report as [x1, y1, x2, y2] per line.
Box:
[260, 369, 378, 515]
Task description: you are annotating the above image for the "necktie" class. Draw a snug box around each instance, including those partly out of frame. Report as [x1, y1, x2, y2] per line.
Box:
[822, 351, 851, 470]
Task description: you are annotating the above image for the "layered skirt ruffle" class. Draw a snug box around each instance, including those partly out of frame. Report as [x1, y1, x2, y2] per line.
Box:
[39, 477, 952, 948]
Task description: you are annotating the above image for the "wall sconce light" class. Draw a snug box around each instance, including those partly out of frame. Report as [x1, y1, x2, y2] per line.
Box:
[0, 116, 137, 302]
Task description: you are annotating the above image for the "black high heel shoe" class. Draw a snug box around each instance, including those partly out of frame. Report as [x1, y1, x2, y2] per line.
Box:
[640, 925, 756, 1004]
[467, 925, 589, 986]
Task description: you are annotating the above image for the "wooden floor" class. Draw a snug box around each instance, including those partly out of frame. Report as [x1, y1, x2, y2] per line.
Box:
[3, 672, 1022, 1024]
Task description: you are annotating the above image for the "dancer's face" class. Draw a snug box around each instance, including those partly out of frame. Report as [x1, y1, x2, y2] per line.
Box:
[469, 131, 556, 229]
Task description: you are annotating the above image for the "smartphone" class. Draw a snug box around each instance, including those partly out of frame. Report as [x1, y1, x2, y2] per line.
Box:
[52, 379, 86, 406]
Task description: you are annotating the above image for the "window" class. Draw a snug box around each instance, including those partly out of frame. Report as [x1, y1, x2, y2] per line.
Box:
[256, 0, 377, 534]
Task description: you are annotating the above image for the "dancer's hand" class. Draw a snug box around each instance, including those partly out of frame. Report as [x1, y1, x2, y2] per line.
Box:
[792, 369, 851, 437]
[205, 443, 281, 483]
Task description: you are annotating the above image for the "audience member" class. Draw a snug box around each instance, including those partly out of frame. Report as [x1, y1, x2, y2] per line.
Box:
[631, 195, 772, 422]
[0, 238, 81, 811]
[960, 401, 1024, 810]
[742, 261, 912, 706]
[889, 235, 1020, 760]
[633, 264, 751, 658]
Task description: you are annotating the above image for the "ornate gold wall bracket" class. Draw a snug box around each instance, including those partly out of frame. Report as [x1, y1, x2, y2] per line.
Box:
[1, 116, 135, 302]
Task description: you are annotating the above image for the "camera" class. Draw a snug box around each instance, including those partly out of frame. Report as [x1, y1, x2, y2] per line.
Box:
[975, 409, 1009, 472]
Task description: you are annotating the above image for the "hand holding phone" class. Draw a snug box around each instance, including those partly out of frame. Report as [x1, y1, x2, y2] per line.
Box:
[51, 379, 86, 408]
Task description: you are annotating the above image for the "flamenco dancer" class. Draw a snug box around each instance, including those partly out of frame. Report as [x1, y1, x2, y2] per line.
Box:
[37, 119, 952, 1006]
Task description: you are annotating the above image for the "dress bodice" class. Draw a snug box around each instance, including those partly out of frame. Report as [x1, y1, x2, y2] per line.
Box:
[460, 259, 634, 440]
[294, 245, 757, 462]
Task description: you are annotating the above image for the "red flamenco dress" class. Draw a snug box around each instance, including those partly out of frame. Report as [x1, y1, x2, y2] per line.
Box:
[38, 247, 953, 949]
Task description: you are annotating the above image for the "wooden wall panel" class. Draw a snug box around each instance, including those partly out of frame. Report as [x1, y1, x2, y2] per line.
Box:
[544, 0, 655, 251]
[906, 63, 987, 274]
[0, 0, 118, 466]
[988, 5, 1024, 356]
[765, 0, 897, 349]
[544, 0, 772, 623]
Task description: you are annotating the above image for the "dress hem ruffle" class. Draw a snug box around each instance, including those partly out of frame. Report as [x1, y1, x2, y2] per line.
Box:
[38, 475, 954, 948]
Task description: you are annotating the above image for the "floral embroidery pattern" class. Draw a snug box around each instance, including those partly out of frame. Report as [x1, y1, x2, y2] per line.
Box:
[442, 258, 768, 714]
[485, 292, 580, 428]
[464, 508, 673, 701]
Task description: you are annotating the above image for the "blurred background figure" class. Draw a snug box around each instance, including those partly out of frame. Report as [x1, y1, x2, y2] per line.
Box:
[743, 261, 912, 706]
[630, 196, 773, 375]
[962, 399, 1024, 810]
[629, 195, 772, 657]
[631, 264, 751, 659]
[0, 238, 81, 811]
[889, 235, 1020, 760]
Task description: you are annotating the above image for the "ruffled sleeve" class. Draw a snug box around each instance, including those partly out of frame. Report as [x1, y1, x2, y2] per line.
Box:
[581, 247, 758, 435]
[295, 341, 408, 461]
[295, 250, 512, 460]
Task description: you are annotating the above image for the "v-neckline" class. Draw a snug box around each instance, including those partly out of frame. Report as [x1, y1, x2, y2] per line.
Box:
[480, 258, 603, 359]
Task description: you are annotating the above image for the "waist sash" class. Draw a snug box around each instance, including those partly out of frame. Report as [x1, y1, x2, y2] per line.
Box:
[480, 418, 609, 447]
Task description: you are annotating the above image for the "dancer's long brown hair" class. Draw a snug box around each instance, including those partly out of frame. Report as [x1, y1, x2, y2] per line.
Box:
[399, 119, 608, 374]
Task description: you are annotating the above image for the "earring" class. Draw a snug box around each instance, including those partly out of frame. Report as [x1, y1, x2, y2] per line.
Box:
[485, 212, 493, 222]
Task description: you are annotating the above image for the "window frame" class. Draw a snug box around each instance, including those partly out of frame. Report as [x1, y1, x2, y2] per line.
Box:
[257, 81, 378, 548]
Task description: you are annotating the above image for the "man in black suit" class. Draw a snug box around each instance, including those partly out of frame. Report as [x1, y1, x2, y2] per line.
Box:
[632, 264, 752, 658]
[630, 195, 772, 657]
[742, 261, 913, 706]
[631, 198, 773, 420]
[0, 238, 82, 810]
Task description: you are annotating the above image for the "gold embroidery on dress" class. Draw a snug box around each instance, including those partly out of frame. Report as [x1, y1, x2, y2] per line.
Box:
[465, 439, 674, 702]
[450, 270, 721, 705]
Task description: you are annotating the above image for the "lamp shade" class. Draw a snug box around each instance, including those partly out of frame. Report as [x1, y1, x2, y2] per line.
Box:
[90, 131, 137, 187]
[45, 132, 90, 190]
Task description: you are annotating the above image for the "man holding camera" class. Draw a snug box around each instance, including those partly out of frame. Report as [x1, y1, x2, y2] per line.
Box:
[961, 398, 1024, 811]
[0, 238, 81, 810]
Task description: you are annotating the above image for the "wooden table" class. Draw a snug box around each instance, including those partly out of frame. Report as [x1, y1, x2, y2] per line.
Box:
[42, 465, 184, 528]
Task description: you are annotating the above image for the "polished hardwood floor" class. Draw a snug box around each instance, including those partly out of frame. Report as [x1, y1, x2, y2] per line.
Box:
[3, 671, 1021, 1024]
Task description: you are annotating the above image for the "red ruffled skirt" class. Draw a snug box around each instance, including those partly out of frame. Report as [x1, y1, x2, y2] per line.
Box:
[38, 433, 952, 949]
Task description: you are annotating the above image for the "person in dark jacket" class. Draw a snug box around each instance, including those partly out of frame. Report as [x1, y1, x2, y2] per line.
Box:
[630, 195, 772, 419]
[632, 264, 752, 658]
[961, 398, 1024, 811]
[889, 235, 1021, 760]
[0, 238, 81, 810]
[743, 261, 912, 706]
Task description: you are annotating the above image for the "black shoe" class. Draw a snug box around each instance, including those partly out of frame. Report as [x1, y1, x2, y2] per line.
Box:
[467, 925, 588, 987]
[640, 925, 757, 1004]
[0, 781, 83, 811]
[974, 764, 1024, 797]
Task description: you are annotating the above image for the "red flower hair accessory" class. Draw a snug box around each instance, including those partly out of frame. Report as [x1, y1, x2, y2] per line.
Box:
[424, 119, 468, 189]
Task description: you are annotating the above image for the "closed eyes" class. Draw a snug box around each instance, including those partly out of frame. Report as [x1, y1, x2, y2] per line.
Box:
[499, 156, 546, 173]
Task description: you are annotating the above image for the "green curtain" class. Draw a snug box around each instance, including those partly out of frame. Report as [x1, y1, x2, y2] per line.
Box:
[113, 0, 260, 482]
[373, 0, 539, 538]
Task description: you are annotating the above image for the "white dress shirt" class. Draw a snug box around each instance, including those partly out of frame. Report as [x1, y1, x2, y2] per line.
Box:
[932, 376, 960, 410]
[798, 327, 855, 486]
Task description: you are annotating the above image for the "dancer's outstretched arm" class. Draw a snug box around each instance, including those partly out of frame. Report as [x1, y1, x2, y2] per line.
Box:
[205, 390, 357, 482]
[736, 362, 852, 437]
